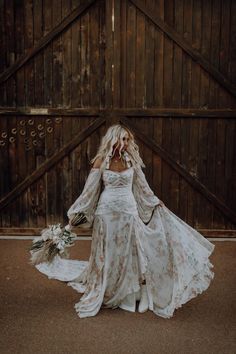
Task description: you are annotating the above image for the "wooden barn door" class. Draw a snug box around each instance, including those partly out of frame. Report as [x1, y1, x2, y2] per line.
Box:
[0, 0, 235, 237]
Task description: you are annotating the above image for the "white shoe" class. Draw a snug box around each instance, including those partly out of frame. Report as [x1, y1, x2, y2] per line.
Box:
[138, 284, 149, 313]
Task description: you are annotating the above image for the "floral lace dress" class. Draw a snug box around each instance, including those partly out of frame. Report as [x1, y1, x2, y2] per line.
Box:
[35, 165, 215, 319]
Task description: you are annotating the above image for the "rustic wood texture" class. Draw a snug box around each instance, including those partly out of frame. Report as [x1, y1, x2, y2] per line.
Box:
[0, 0, 235, 235]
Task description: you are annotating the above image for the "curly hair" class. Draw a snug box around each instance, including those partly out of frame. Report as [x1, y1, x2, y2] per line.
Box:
[90, 123, 145, 171]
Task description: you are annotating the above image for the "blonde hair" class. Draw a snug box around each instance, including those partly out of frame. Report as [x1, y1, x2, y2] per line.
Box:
[90, 124, 145, 171]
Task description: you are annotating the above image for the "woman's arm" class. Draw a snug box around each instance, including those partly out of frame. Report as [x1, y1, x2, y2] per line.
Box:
[67, 161, 102, 227]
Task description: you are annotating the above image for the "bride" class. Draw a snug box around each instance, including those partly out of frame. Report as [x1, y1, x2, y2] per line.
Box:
[34, 123, 215, 319]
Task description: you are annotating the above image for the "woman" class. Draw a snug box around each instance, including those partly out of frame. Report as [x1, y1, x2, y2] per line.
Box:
[35, 124, 215, 319]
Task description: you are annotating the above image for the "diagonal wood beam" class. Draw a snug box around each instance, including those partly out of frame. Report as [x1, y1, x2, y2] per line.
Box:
[0, 117, 105, 212]
[120, 117, 236, 225]
[130, 0, 236, 98]
[0, 0, 97, 84]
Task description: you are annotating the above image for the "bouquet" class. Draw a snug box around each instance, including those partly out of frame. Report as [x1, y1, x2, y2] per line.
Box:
[29, 212, 87, 266]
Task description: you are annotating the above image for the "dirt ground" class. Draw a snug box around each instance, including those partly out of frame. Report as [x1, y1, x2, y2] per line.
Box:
[0, 239, 235, 354]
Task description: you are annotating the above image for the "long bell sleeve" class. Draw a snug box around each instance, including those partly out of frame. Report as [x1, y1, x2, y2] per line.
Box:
[132, 165, 161, 224]
[67, 168, 102, 228]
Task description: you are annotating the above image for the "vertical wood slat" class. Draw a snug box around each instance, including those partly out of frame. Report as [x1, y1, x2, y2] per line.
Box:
[211, 1, 225, 227]
[172, 0, 183, 109]
[200, 0, 211, 109]
[126, 1, 136, 107]
[225, 119, 236, 229]
[229, 1, 236, 108]
[25, 0, 34, 107]
[70, 117, 80, 208]
[191, 0, 203, 228]
[153, 0, 164, 203]
[54, 116, 63, 222]
[81, 3, 90, 107]
[206, 118, 217, 229]
[62, 117, 72, 220]
[191, 0, 201, 108]
[28, 121, 38, 227]
[120, 0, 127, 107]
[5, 0, 15, 106]
[46, 1, 62, 224]
[42, 1, 53, 226]
[163, 0, 173, 107]
[52, 0, 63, 108]
[36, 117, 46, 227]
[0, 117, 10, 226]
[153, 0, 164, 106]
[170, 0, 183, 215]
[71, 0, 81, 107]
[214, 118, 226, 228]
[197, 117, 208, 227]
[182, 0, 192, 108]
[16, 117, 28, 227]
[105, 0, 113, 107]
[199, 0, 213, 227]
[183, 0, 198, 225]
[34, 0, 44, 106]
[62, 0, 72, 222]
[187, 117, 199, 226]
[209, 0, 220, 108]
[170, 116, 181, 215]
[16, 8, 25, 110]
[62, 0, 72, 108]
[113, 0, 121, 107]
[90, 1, 100, 107]
[135, 3, 145, 107]
[43, 0, 53, 106]
[99, 0, 106, 108]
[218, 0, 231, 108]
[179, 117, 189, 221]
[0, 0, 6, 104]
[145, 1, 155, 108]
[30, 1, 43, 226]
[8, 116, 20, 225]
[162, 1, 174, 213]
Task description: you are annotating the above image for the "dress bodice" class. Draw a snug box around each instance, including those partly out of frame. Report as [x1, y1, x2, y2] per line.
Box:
[95, 167, 139, 216]
[102, 167, 133, 190]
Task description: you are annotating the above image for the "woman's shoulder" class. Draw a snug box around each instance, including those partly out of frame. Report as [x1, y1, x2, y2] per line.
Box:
[92, 157, 103, 169]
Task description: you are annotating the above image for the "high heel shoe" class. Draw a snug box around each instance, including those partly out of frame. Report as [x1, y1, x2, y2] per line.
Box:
[138, 284, 149, 313]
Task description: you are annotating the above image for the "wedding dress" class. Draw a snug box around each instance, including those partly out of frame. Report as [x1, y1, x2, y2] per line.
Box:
[35, 164, 215, 319]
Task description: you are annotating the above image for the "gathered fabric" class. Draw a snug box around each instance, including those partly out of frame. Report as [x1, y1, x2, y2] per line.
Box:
[35, 165, 215, 319]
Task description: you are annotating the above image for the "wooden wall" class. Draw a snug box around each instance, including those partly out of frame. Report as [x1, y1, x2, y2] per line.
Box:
[0, 0, 235, 236]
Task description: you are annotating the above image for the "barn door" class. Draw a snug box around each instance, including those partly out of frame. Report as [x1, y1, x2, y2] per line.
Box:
[0, 0, 235, 237]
